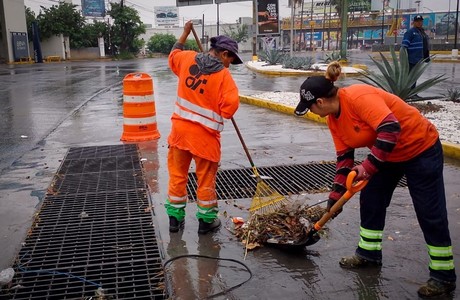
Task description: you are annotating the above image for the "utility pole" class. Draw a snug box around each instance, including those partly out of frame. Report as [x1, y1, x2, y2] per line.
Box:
[216, 3, 220, 35]
[447, 0, 451, 43]
[381, 0, 385, 44]
[340, 0, 348, 59]
[321, 0, 327, 51]
[252, 0, 257, 60]
[455, 0, 459, 49]
[299, 0, 304, 51]
[290, 0, 294, 56]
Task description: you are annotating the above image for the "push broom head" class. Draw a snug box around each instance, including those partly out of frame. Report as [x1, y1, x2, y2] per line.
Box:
[249, 178, 290, 215]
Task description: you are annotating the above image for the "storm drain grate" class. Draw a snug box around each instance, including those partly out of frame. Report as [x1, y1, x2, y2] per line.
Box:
[0, 144, 166, 300]
[187, 162, 408, 201]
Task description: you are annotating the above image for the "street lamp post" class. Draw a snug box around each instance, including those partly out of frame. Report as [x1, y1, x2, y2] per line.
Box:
[381, 0, 385, 44]
[455, 0, 459, 49]
[415, 0, 421, 13]
[447, 0, 451, 43]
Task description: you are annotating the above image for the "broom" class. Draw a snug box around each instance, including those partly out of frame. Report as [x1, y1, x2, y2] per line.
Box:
[190, 25, 289, 215]
[230, 118, 290, 215]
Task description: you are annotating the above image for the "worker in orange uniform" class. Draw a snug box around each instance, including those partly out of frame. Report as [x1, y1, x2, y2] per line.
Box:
[166, 21, 242, 234]
[294, 61, 456, 298]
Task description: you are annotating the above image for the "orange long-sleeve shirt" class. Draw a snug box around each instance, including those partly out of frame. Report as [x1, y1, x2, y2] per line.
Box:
[327, 84, 438, 162]
[168, 49, 240, 162]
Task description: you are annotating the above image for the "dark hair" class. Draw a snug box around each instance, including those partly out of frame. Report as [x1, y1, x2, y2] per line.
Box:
[210, 46, 236, 58]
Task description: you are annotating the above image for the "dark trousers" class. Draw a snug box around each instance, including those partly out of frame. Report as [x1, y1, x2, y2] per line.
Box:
[356, 139, 456, 282]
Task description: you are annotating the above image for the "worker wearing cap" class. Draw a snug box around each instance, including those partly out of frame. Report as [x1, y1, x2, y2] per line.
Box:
[401, 15, 430, 96]
[294, 61, 456, 298]
[166, 21, 242, 234]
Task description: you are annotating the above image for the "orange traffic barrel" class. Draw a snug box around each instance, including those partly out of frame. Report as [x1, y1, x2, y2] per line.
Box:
[121, 73, 160, 141]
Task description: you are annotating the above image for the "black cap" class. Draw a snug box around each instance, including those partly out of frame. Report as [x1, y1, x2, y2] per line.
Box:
[210, 35, 243, 65]
[413, 15, 424, 21]
[294, 76, 334, 116]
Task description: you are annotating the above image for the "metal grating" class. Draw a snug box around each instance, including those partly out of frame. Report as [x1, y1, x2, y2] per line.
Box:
[0, 144, 167, 300]
[186, 161, 408, 201]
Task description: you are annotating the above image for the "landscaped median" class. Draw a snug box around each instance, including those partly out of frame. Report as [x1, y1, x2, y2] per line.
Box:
[245, 61, 365, 77]
[239, 94, 460, 161]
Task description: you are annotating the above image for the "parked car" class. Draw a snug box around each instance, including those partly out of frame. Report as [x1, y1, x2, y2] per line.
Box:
[166, 12, 177, 18]
[156, 13, 166, 18]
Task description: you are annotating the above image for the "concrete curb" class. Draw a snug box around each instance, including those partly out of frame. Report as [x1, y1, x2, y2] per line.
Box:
[245, 62, 363, 78]
[239, 95, 460, 161]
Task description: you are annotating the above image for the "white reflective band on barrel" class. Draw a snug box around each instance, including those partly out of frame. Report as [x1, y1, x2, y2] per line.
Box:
[123, 116, 156, 125]
[174, 105, 224, 131]
[123, 94, 155, 103]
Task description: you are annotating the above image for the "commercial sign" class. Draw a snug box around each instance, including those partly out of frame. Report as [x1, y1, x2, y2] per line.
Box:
[11, 32, 29, 61]
[154, 6, 179, 27]
[349, 0, 371, 12]
[257, 0, 280, 35]
[176, 0, 213, 7]
[82, 0, 105, 17]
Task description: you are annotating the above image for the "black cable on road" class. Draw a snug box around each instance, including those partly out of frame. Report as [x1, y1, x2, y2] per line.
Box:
[163, 254, 253, 299]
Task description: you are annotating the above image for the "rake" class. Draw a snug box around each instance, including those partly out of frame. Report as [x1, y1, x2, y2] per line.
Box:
[190, 25, 289, 215]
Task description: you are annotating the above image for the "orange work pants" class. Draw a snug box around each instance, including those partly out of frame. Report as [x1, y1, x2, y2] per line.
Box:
[166, 146, 219, 223]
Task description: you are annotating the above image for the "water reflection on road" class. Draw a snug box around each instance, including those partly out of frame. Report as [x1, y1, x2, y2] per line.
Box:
[0, 53, 459, 299]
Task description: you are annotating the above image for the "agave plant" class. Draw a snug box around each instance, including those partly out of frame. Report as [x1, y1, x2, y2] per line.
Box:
[283, 56, 314, 70]
[322, 51, 342, 63]
[257, 49, 286, 66]
[442, 88, 460, 102]
[357, 47, 446, 102]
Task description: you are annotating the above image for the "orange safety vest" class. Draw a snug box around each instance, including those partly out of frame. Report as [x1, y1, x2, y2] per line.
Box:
[168, 49, 240, 162]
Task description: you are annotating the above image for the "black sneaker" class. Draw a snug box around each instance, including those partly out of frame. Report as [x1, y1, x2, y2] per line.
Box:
[339, 255, 382, 269]
[198, 218, 221, 234]
[169, 216, 184, 233]
[417, 278, 456, 298]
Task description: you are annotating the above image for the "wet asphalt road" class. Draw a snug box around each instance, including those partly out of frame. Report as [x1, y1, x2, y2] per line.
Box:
[0, 52, 459, 299]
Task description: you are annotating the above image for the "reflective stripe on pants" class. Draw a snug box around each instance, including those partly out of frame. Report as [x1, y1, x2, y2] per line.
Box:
[166, 146, 219, 223]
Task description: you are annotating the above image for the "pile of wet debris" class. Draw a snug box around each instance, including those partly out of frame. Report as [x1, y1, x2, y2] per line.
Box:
[232, 202, 327, 251]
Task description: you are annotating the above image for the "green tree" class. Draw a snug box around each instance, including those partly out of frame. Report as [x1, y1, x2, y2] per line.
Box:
[25, 7, 36, 42]
[184, 40, 199, 51]
[73, 21, 109, 48]
[35, 2, 86, 48]
[223, 24, 249, 43]
[107, 3, 145, 54]
[147, 33, 176, 54]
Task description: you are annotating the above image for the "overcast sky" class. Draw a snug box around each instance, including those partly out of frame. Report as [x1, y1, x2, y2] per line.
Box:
[23, 0, 452, 27]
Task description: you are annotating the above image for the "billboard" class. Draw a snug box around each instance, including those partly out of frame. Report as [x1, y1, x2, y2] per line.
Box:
[257, 0, 280, 36]
[154, 6, 179, 27]
[82, 0, 105, 17]
[176, 0, 213, 7]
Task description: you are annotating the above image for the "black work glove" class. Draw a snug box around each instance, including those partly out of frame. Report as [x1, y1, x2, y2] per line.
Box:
[327, 198, 342, 219]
